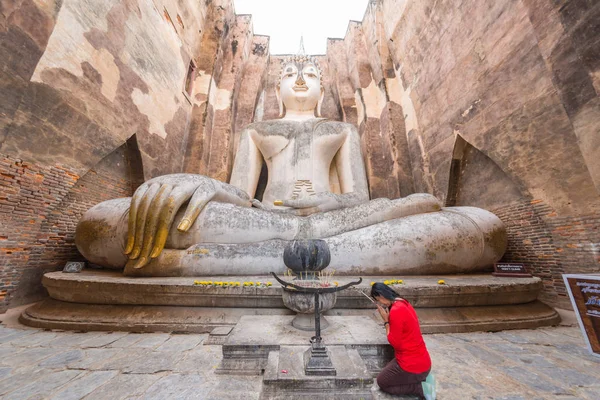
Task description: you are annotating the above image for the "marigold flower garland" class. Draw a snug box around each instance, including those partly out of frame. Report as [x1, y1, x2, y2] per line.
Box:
[371, 279, 405, 286]
[369, 279, 447, 286]
[193, 281, 273, 287]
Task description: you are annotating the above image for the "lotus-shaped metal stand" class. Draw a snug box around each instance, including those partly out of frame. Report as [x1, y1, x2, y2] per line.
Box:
[281, 239, 336, 330]
[271, 272, 362, 376]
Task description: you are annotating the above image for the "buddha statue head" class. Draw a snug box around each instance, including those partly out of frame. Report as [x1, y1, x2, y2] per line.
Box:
[277, 55, 324, 118]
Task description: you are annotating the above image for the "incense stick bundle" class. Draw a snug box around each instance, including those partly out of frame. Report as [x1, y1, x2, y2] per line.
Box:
[354, 288, 377, 304]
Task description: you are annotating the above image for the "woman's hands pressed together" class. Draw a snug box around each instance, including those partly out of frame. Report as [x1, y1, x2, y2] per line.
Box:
[377, 304, 390, 323]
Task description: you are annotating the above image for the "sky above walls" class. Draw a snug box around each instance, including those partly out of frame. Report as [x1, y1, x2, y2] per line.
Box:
[234, 0, 370, 55]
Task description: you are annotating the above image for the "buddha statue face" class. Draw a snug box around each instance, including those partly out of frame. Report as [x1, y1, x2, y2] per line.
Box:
[277, 58, 324, 118]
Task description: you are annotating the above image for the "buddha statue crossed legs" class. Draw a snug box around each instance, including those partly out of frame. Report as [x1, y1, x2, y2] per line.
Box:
[76, 55, 507, 277]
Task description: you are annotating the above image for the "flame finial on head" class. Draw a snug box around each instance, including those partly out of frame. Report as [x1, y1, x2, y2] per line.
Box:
[298, 36, 306, 56]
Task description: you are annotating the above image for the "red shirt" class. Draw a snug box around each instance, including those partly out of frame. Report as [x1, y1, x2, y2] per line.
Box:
[387, 299, 431, 373]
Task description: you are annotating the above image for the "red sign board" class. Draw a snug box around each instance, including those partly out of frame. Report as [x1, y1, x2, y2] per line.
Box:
[563, 274, 600, 357]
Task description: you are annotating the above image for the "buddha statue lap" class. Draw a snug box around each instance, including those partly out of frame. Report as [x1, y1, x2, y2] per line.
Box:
[75, 55, 507, 277]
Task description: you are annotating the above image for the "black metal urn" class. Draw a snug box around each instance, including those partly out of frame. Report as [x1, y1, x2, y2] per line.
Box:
[283, 239, 331, 278]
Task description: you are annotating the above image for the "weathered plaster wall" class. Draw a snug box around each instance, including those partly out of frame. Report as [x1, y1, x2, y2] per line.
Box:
[1, 0, 208, 178]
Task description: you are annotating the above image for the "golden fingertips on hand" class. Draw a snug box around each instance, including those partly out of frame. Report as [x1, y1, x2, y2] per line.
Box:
[124, 236, 135, 255]
[177, 218, 192, 231]
[133, 256, 147, 269]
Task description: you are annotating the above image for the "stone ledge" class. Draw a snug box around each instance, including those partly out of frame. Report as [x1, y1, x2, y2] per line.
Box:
[19, 300, 292, 333]
[20, 301, 560, 335]
[42, 270, 543, 308]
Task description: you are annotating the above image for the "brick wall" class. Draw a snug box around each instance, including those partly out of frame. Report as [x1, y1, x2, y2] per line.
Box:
[0, 144, 136, 311]
[493, 200, 600, 309]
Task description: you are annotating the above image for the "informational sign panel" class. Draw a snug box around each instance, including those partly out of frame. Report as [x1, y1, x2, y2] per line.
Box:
[563, 274, 600, 357]
[492, 263, 531, 277]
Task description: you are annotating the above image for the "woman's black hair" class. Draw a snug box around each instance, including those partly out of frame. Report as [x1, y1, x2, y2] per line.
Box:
[370, 282, 400, 301]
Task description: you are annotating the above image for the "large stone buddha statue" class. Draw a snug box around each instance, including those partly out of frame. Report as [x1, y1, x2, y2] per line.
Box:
[76, 55, 507, 277]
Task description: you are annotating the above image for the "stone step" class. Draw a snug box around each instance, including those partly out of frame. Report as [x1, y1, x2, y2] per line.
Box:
[261, 346, 374, 400]
[20, 300, 560, 334]
[41, 270, 543, 308]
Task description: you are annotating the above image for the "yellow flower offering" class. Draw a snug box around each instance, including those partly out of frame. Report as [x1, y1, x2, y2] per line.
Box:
[383, 280, 390, 285]
[266, 282, 272, 286]
[207, 281, 213, 285]
[370, 281, 375, 286]
[390, 279, 397, 284]
[193, 280, 200, 285]
[334, 281, 339, 286]
[397, 280, 404, 284]
[438, 280, 446, 285]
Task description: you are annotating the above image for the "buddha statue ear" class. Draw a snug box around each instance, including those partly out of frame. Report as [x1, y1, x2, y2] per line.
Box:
[276, 84, 285, 118]
[315, 86, 324, 117]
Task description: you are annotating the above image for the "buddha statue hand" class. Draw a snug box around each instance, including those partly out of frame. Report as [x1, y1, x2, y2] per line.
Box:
[281, 191, 351, 216]
[124, 173, 251, 269]
[251, 199, 268, 210]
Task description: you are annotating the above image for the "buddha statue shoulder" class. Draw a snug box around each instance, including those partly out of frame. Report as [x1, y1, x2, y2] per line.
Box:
[75, 55, 507, 277]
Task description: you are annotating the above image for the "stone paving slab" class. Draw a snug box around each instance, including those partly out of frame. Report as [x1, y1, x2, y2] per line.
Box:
[174, 345, 222, 374]
[105, 332, 144, 348]
[48, 370, 118, 400]
[139, 373, 213, 399]
[127, 332, 171, 348]
[0, 306, 599, 399]
[155, 333, 207, 352]
[45, 332, 104, 348]
[7, 331, 59, 347]
[79, 332, 129, 348]
[83, 373, 163, 400]
[3, 369, 83, 400]
[66, 348, 122, 370]
[1, 347, 62, 368]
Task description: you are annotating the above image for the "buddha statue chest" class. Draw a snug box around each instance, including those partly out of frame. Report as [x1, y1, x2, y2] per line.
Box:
[248, 119, 349, 201]
[249, 119, 347, 183]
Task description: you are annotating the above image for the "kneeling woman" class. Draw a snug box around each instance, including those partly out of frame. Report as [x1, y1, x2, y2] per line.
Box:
[371, 283, 432, 399]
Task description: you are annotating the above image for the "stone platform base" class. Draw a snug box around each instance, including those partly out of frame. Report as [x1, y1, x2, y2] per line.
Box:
[19, 270, 560, 333]
[220, 316, 416, 399]
[262, 347, 375, 400]
[222, 316, 387, 399]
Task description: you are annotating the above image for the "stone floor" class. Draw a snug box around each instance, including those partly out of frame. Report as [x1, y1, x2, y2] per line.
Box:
[0, 306, 598, 399]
